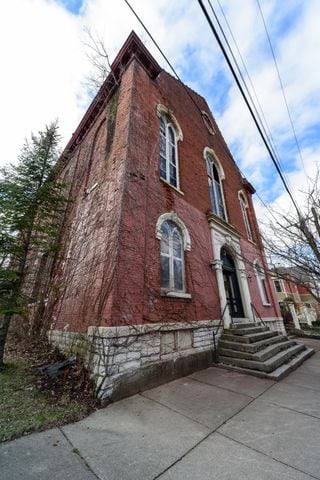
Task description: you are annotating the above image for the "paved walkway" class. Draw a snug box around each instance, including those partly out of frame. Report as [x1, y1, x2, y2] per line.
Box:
[1, 338, 320, 480]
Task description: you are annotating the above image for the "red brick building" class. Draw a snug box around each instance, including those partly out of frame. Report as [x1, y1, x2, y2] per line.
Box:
[45, 32, 283, 400]
[273, 270, 320, 328]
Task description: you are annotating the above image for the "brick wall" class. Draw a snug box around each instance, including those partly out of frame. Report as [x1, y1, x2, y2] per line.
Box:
[44, 54, 280, 335]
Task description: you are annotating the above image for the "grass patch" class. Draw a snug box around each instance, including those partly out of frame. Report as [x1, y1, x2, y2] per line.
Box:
[0, 359, 91, 442]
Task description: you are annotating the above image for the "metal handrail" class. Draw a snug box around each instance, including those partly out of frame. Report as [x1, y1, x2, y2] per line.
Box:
[212, 302, 229, 363]
[251, 302, 266, 327]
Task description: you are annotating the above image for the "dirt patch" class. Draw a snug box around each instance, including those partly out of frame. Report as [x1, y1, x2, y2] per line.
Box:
[1, 335, 98, 442]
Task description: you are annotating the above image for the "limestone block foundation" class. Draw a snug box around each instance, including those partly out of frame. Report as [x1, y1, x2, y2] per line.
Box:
[48, 320, 220, 402]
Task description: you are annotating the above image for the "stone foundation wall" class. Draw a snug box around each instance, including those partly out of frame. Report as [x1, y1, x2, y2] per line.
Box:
[48, 319, 220, 402]
[262, 317, 286, 335]
[47, 330, 89, 358]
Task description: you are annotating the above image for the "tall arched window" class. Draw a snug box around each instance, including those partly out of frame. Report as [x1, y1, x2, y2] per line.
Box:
[254, 260, 270, 305]
[159, 116, 179, 188]
[160, 221, 184, 291]
[205, 151, 226, 220]
[239, 192, 253, 241]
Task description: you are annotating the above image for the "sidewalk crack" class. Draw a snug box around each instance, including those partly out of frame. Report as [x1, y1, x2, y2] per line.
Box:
[59, 427, 102, 480]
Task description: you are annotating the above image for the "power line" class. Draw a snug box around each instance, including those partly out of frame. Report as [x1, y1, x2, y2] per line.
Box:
[123, 0, 299, 218]
[123, 0, 204, 118]
[207, 0, 291, 190]
[201, 0, 296, 207]
[256, 0, 307, 178]
[212, 0, 289, 185]
[197, 0, 301, 216]
[209, 0, 294, 210]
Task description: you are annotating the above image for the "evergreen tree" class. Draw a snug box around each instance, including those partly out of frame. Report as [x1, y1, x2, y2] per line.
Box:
[0, 121, 65, 368]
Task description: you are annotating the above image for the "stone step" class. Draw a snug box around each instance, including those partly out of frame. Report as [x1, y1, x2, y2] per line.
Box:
[220, 330, 278, 344]
[218, 334, 289, 353]
[231, 317, 250, 322]
[219, 343, 305, 373]
[228, 326, 268, 336]
[230, 321, 255, 329]
[217, 347, 315, 381]
[252, 340, 297, 362]
[267, 347, 315, 380]
[219, 340, 296, 362]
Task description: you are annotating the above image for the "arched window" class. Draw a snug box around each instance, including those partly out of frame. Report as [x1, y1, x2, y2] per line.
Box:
[159, 115, 179, 188]
[239, 192, 253, 241]
[254, 261, 270, 305]
[205, 151, 226, 220]
[160, 221, 185, 292]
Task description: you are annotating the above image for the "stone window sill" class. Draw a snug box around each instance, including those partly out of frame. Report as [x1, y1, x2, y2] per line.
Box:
[263, 303, 272, 307]
[160, 178, 184, 196]
[161, 290, 192, 299]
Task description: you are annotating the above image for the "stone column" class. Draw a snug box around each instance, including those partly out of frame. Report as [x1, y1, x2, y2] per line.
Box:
[237, 264, 254, 322]
[302, 306, 313, 326]
[211, 259, 231, 328]
[289, 303, 301, 330]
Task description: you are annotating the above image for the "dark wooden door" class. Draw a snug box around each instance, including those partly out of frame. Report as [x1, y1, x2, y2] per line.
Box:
[221, 247, 244, 318]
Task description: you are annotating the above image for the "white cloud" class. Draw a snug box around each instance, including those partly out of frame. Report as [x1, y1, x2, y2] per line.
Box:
[0, 0, 319, 224]
[212, 0, 320, 214]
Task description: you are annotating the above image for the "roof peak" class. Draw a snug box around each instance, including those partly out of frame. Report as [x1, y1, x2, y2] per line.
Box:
[64, 31, 162, 155]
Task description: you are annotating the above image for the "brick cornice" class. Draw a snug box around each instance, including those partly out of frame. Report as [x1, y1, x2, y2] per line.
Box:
[62, 31, 162, 161]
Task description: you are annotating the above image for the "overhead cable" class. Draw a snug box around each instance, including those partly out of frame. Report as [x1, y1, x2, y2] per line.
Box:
[123, 0, 205, 118]
[197, 0, 301, 216]
[256, 0, 307, 177]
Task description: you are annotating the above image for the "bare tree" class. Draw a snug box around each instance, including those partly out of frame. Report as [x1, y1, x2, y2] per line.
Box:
[262, 170, 320, 301]
[81, 27, 117, 97]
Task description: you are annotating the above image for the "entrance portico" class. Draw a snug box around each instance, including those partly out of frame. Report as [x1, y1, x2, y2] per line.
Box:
[207, 213, 253, 328]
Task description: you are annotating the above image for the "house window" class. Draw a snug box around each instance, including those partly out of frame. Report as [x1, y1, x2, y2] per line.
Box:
[205, 152, 226, 220]
[274, 279, 282, 293]
[255, 261, 270, 305]
[160, 221, 184, 291]
[239, 192, 253, 241]
[159, 116, 179, 188]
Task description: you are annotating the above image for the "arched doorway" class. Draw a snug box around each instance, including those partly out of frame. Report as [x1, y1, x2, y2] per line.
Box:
[221, 247, 244, 318]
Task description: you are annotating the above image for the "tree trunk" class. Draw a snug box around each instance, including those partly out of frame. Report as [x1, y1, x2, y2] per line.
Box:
[0, 314, 11, 369]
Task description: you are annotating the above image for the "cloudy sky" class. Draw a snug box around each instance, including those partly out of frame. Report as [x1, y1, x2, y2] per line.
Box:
[1, 0, 319, 216]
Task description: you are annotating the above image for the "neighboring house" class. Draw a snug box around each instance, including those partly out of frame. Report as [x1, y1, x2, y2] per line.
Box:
[272, 268, 320, 327]
[30, 32, 284, 400]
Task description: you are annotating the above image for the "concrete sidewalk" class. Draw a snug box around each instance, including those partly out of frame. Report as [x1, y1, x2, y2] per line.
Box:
[1, 337, 320, 480]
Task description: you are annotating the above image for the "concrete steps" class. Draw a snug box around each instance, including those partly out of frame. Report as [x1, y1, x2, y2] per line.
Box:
[217, 322, 315, 380]
[219, 339, 296, 362]
[221, 329, 278, 344]
[219, 333, 289, 353]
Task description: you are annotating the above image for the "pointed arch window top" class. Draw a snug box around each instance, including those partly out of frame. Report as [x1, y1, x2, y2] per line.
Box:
[203, 147, 225, 179]
[156, 104, 183, 141]
[156, 212, 191, 251]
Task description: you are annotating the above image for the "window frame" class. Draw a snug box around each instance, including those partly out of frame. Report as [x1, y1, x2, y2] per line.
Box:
[238, 191, 253, 241]
[160, 221, 185, 293]
[156, 212, 191, 299]
[156, 104, 183, 191]
[274, 279, 282, 293]
[254, 261, 270, 306]
[204, 148, 227, 221]
[159, 116, 180, 189]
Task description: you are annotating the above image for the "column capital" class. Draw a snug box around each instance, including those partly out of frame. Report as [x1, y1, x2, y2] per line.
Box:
[239, 268, 247, 279]
[210, 259, 223, 271]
